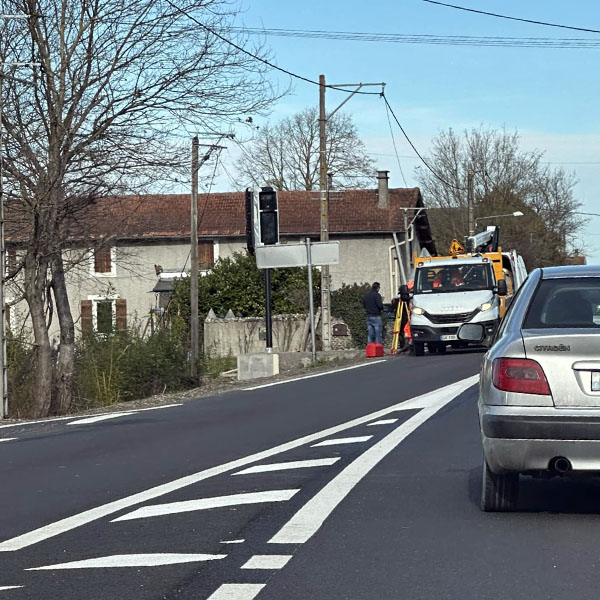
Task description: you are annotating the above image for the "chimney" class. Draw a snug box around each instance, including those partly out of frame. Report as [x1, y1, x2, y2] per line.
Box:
[377, 170, 389, 209]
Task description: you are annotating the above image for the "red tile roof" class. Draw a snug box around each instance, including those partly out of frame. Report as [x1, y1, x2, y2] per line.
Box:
[79, 188, 426, 239]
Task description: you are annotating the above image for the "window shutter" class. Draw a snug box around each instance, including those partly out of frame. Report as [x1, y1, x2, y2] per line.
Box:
[81, 300, 93, 332]
[94, 247, 112, 273]
[115, 298, 127, 330]
[198, 242, 214, 269]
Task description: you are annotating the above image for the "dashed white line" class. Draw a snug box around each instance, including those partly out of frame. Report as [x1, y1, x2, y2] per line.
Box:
[26, 553, 226, 570]
[0, 438, 17, 443]
[112, 489, 300, 522]
[367, 418, 399, 426]
[68, 412, 136, 426]
[234, 458, 340, 475]
[0, 586, 23, 591]
[0, 375, 477, 552]
[241, 554, 292, 570]
[311, 436, 372, 447]
[269, 375, 479, 545]
[243, 360, 386, 390]
[207, 583, 265, 600]
[220, 539, 245, 545]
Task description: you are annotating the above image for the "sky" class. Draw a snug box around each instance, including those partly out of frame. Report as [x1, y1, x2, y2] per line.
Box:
[211, 0, 600, 263]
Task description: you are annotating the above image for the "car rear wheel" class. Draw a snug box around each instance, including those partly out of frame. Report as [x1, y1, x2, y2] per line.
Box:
[414, 342, 425, 356]
[481, 460, 519, 512]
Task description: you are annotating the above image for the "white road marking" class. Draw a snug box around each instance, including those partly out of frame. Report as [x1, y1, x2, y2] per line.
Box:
[367, 418, 399, 426]
[0, 586, 23, 591]
[26, 553, 225, 570]
[243, 360, 386, 390]
[0, 403, 182, 430]
[311, 436, 372, 447]
[68, 412, 136, 425]
[0, 438, 17, 443]
[269, 376, 478, 545]
[241, 554, 292, 570]
[113, 489, 300, 522]
[220, 539, 245, 544]
[0, 375, 477, 552]
[207, 584, 265, 600]
[234, 458, 340, 475]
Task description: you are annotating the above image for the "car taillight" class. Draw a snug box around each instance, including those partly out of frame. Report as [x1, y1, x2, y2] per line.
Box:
[492, 358, 551, 395]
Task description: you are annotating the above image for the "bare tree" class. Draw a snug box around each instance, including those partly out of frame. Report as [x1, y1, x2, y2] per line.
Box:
[0, 0, 280, 417]
[235, 107, 375, 190]
[416, 127, 583, 267]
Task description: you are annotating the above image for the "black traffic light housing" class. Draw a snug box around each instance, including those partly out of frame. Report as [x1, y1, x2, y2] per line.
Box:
[245, 188, 255, 255]
[259, 186, 279, 245]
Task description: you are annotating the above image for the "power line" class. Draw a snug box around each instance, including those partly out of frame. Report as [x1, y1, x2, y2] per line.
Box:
[381, 93, 464, 192]
[230, 26, 600, 49]
[161, 0, 379, 95]
[422, 1, 600, 35]
[383, 99, 408, 186]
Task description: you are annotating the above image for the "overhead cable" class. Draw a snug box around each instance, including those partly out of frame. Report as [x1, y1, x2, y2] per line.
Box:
[381, 94, 464, 192]
[422, 0, 600, 35]
[161, 0, 380, 95]
[230, 27, 600, 49]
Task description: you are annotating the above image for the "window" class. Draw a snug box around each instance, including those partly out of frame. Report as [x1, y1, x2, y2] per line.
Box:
[415, 264, 494, 294]
[523, 278, 600, 329]
[81, 297, 127, 333]
[90, 246, 116, 276]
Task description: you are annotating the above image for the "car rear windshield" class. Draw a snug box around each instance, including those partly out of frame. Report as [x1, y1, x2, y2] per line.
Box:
[523, 277, 600, 329]
[414, 263, 493, 293]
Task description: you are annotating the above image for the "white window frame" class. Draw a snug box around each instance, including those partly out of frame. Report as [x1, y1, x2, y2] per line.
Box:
[89, 247, 117, 277]
[88, 295, 118, 332]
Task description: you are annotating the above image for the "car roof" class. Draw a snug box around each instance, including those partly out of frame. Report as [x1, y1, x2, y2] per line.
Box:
[540, 265, 600, 279]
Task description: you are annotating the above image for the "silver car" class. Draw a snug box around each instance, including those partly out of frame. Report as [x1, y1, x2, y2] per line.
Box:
[459, 265, 600, 511]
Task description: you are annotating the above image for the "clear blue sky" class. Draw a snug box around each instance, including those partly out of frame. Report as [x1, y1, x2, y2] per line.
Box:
[216, 1, 600, 263]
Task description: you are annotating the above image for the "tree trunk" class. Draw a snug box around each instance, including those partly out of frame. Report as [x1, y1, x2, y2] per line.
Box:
[24, 254, 53, 418]
[50, 252, 75, 415]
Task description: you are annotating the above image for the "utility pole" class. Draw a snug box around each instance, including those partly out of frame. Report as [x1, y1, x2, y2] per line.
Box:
[318, 75, 385, 351]
[190, 136, 199, 380]
[467, 169, 475, 236]
[318, 75, 331, 351]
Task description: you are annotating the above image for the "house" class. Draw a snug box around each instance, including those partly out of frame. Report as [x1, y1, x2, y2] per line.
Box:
[7, 178, 436, 336]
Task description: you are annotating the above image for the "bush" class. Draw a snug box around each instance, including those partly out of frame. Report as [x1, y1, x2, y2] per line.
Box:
[74, 327, 193, 409]
[331, 283, 371, 348]
[6, 332, 37, 418]
[169, 251, 321, 320]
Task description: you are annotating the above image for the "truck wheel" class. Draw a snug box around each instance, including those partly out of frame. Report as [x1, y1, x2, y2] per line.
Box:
[481, 460, 519, 512]
[427, 343, 438, 354]
[413, 342, 425, 357]
[437, 343, 447, 354]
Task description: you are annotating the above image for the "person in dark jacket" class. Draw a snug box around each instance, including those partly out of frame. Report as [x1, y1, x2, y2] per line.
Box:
[363, 282, 384, 344]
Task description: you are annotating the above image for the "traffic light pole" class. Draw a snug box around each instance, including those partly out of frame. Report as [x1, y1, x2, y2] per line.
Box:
[264, 268, 273, 352]
[318, 75, 385, 351]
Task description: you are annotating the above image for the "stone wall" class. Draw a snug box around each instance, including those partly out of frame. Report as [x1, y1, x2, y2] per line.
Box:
[203, 313, 354, 357]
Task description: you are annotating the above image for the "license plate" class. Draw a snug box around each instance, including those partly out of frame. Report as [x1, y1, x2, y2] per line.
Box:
[441, 334, 457, 341]
[592, 372, 600, 392]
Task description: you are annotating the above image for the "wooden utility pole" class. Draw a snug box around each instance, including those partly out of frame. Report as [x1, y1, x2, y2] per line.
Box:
[190, 135, 199, 380]
[318, 75, 332, 351]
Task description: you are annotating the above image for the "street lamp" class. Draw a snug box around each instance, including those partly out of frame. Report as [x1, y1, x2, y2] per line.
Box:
[474, 211, 524, 230]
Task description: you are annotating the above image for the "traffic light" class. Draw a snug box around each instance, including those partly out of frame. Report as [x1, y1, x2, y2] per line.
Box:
[259, 187, 279, 245]
[245, 188, 255, 255]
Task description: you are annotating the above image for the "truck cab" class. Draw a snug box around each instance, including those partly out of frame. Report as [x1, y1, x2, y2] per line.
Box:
[410, 256, 505, 356]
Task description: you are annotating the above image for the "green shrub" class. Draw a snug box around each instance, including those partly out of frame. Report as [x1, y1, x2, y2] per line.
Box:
[6, 332, 37, 418]
[74, 327, 193, 409]
[331, 283, 371, 348]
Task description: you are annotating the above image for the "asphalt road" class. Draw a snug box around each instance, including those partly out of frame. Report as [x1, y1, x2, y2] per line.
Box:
[4, 349, 596, 599]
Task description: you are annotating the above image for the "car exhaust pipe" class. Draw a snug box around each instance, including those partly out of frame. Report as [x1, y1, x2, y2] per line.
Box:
[550, 456, 572, 474]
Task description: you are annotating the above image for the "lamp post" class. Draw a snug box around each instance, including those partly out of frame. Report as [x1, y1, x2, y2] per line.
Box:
[474, 211, 524, 230]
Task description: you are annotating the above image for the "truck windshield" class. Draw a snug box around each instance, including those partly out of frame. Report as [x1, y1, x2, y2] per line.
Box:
[415, 264, 493, 293]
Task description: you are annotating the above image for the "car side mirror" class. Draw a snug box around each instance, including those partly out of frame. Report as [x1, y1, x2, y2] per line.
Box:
[457, 323, 486, 343]
[496, 279, 508, 296]
[399, 284, 412, 302]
